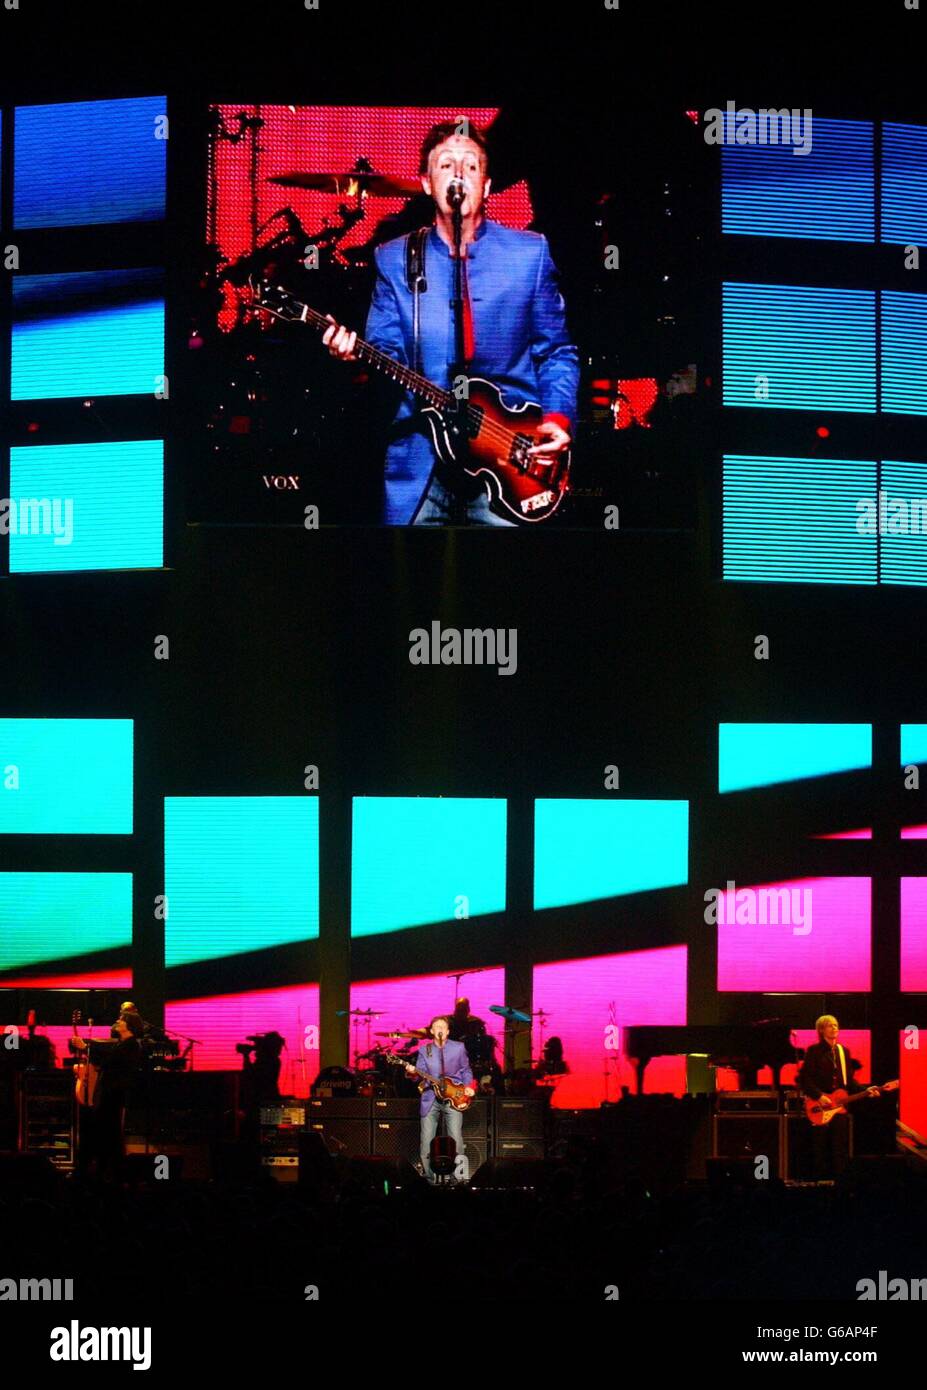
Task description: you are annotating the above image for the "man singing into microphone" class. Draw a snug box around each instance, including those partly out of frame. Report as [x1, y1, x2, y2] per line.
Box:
[324, 119, 579, 525]
[406, 1015, 475, 1182]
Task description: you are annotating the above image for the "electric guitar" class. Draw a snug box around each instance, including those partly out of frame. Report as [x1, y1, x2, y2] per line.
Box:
[386, 1054, 474, 1111]
[70, 1010, 101, 1107]
[252, 283, 571, 525]
[804, 1079, 898, 1126]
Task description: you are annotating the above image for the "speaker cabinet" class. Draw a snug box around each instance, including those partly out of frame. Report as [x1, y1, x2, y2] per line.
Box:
[494, 1098, 546, 1140]
[372, 1118, 419, 1165]
[308, 1097, 371, 1155]
[712, 1113, 783, 1179]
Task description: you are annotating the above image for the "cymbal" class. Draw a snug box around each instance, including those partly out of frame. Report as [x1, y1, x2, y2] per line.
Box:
[268, 171, 420, 197]
[374, 1028, 427, 1038]
[489, 1004, 532, 1024]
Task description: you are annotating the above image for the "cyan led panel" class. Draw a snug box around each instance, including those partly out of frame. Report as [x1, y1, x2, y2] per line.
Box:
[882, 123, 927, 246]
[719, 723, 872, 794]
[722, 283, 876, 413]
[165, 797, 319, 967]
[0, 718, 133, 833]
[879, 461, 927, 586]
[0, 873, 132, 973]
[14, 96, 166, 228]
[534, 799, 688, 910]
[722, 117, 873, 242]
[9, 441, 163, 573]
[901, 725, 927, 767]
[723, 454, 877, 584]
[12, 268, 164, 399]
[352, 797, 506, 937]
[882, 292, 927, 417]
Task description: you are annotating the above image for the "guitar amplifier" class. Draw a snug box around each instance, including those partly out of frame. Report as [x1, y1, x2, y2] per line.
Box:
[715, 1090, 781, 1113]
[307, 1097, 371, 1156]
[712, 1111, 784, 1179]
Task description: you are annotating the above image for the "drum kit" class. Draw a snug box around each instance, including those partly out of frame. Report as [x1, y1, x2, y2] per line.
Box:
[316, 1003, 563, 1098]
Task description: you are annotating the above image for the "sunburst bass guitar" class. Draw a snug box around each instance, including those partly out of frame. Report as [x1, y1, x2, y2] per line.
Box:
[253, 283, 571, 524]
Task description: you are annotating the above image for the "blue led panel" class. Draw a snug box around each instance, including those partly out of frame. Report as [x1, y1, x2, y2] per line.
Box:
[882, 123, 927, 246]
[14, 96, 166, 229]
[723, 454, 877, 584]
[722, 117, 873, 242]
[165, 798, 319, 968]
[9, 441, 163, 573]
[723, 283, 876, 413]
[352, 797, 506, 936]
[0, 718, 133, 833]
[882, 292, 927, 418]
[880, 461, 927, 586]
[0, 873, 132, 972]
[902, 726, 927, 766]
[533, 799, 688, 910]
[11, 269, 164, 400]
[719, 723, 872, 794]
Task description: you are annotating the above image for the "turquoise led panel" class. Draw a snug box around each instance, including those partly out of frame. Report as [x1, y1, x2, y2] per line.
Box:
[164, 797, 319, 967]
[533, 799, 688, 910]
[718, 723, 872, 793]
[0, 873, 132, 972]
[352, 797, 507, 937]
[0, 718, 133, 833]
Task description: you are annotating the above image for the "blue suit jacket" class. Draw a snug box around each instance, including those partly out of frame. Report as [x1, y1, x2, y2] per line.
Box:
[413, 1038, 473, 1117]
[365, 219, 579, 524]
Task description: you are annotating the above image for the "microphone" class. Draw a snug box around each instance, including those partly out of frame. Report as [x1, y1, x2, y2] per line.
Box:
[447, 178, 466, 209]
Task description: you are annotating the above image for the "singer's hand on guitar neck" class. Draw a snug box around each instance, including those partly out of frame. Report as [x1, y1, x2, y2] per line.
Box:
[322, 314, 358, 361]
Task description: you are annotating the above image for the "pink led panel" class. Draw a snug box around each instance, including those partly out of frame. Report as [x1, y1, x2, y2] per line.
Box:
[900, 1031, 927, 1140]
[717, 877, 871, 991]
[532, 947, 688, 1108]
[350, 968, 505, 1065]
[900, 877, 927, 990]
[165, 984, 320, 1098]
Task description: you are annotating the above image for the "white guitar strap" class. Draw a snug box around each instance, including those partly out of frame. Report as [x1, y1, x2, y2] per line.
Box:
[837, 1043, 847, 1086]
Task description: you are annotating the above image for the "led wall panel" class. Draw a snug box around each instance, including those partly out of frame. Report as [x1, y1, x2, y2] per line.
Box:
[532, 947, 688, 1107]
[164, 797, 319, 967]
[769, 1029, 870, 1090]
[350, 968, 505, 1065]
[878, 461, 927, 585]
[9, 441, 163, 573]
[881, 293, 927, 417]
[12, 268, 165, 399]
[722, 283, 876, 413]
[717, 876, 871, 991]
[351, 797, 506, 937]
[721, 117, 873, 242]
[900, 1032, 927, 1141]
[14, 96, 166, 229]
[165, 985, 320, 1097]
[882, 123, 927, 247]
[900, 878, 927, 991]
[718, 722, 872, 793]
[0, 718, 133, 832]
[901, 724, 927, 767]
[723, 455, 877, 584]
[534, 799, 688, 910]
[0, 872, 132, 977]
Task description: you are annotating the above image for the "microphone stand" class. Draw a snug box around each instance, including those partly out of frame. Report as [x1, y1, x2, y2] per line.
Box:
[449, 193, 468, 524]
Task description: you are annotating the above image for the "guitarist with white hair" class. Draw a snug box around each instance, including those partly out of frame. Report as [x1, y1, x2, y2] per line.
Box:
[799, 1015, 878, 1180]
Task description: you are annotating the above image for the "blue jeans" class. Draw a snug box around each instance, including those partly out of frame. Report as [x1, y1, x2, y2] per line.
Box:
[411, 470, 516, 527]
[420, 1100, 464, 1180]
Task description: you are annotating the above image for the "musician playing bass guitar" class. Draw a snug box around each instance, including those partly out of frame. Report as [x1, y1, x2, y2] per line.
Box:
[406, 1015, 475, 1183]
[72, 1012, 144, 1180]
[799, 1015, 879, 1181]
[323, 119, 579, 526]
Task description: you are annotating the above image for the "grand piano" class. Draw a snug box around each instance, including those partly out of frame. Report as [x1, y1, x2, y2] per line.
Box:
[623, 1022, 798, 1092]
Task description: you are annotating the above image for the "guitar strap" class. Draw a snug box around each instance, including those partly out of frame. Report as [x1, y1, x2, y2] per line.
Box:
[836, 1043, 847, 1086]
[405, 226, 428, 377]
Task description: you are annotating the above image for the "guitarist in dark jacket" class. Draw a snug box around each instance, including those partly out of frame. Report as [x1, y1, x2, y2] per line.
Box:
[73, 1012, 143, 1179]
[799, 1015, 877, 1180]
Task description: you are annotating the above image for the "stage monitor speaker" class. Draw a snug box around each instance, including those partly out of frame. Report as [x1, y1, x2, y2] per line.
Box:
[494, 1098, 546, 1140]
